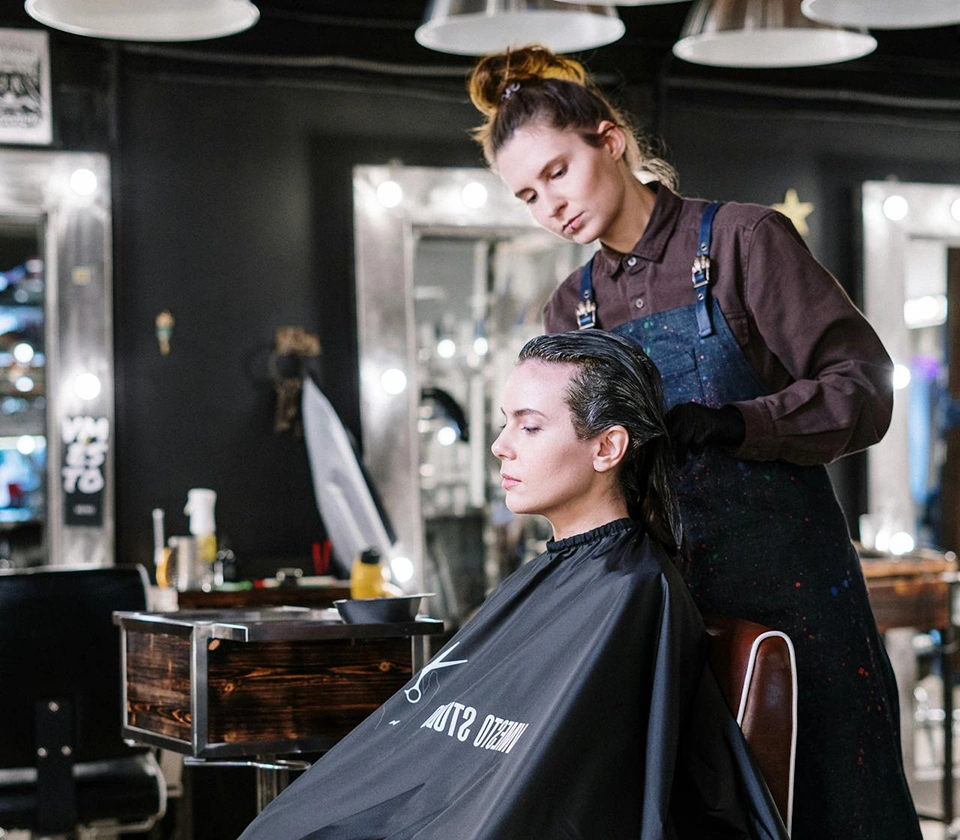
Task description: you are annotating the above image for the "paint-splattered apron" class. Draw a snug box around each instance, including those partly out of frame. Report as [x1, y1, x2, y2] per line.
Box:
[576, 205, 921, 839]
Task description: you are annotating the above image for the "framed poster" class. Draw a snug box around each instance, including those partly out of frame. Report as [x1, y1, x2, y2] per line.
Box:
[0, 29, 52, 146]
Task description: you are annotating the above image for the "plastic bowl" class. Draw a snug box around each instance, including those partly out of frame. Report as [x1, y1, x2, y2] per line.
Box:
[334, 593, 433, 624]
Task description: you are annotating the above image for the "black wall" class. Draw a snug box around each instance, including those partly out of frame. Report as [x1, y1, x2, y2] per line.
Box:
[114, 64, 483, 570]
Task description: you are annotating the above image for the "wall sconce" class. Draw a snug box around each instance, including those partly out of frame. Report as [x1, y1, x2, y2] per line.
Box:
[25, 0, 259, 41]
[673, 0, 877, 68]
[415, 0, 625, 56]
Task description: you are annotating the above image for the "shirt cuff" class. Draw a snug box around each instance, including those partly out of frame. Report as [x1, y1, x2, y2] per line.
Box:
[729, 400, 778, 461]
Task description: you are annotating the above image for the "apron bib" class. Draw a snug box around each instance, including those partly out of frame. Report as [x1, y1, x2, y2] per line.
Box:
[575, 206, 921, 839]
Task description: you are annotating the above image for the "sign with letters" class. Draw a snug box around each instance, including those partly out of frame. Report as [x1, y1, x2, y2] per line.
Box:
[61, 415, 108, 526]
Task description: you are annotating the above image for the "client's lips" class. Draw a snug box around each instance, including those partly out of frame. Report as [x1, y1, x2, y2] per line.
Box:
[501, 474, 520, 489]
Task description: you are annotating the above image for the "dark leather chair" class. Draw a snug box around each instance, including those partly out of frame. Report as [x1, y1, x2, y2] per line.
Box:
[0, 566, 166, 838]
[704, 614, 797, 835]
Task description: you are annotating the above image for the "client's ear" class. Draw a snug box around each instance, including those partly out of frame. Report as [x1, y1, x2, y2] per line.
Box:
[594, 426, 629, 473]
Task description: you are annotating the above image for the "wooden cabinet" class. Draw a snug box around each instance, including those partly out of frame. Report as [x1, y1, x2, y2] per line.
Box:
[115, 609, 443, 759]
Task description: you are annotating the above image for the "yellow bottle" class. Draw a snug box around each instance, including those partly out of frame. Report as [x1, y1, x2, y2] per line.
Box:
[350, 548, 385, 599]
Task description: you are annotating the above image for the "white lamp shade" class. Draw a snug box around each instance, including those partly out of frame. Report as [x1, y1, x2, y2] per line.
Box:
[673, 0, 877, 67]
[801, 0, 960, 29]
[415, 0, 625, 56]
[554, 0, 688, 5]
[24, 0, 260, 41]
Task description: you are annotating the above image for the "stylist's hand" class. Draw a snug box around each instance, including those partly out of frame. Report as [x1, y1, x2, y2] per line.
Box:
[664, 403, 746, 465]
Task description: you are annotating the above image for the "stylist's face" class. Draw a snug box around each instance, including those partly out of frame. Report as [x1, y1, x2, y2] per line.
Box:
[495, 120, 626, 245]
[491, 360, 600, 527]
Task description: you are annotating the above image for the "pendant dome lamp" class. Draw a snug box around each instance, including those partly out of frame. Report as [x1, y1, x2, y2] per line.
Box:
[24, 0, 260, 41]
[414, 0, 625, 56]
[673, 0, 877, 68]
[554, 0, 688, 5]
[801, 0, 960, 29]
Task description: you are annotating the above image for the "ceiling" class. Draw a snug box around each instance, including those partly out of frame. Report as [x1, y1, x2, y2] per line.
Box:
[5, 1, 960, 109]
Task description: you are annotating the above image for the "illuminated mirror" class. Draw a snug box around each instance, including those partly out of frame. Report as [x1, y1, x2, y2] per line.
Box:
[863, 181, 960, 557]
[354, 165, 592, 625]
[0, 151, 113, 568]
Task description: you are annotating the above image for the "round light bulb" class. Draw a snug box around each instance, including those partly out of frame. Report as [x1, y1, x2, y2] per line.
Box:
[12, 342, 34, 364]
[473, 336, 489, 356]
[888, 531, 915, 556]
[73, 372, 102, 400]
[14, 375, 34, 393]
[391, 555, 415, 584]
[882, 195, 908, 221]
[380, 368, 407, 395]
[436, 338, 456, 359]
[69, 168, 98, 196]
[461, 181, 488, 209]
[16, 435, 36, 455]
[436, 425, 457, 446]
[376, 180, 403, 208]
[892, 364, 911, 390]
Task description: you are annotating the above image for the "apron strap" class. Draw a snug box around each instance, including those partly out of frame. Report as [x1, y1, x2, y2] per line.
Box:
[576, 254, 597, 330]
[693, 201, 723, 338]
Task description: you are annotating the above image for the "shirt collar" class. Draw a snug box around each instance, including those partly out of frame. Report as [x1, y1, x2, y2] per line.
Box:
[596, 182, 683, 272]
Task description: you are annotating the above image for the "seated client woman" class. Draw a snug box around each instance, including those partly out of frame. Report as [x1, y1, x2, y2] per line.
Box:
[237, 329, 787, 840]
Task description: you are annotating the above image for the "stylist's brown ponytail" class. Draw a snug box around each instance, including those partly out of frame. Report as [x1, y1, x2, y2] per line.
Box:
[468, 43, 677, 190]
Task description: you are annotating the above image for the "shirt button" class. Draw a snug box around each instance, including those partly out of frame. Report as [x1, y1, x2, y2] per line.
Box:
[635, 298, 644, 309]
[626, 256, 637, 267]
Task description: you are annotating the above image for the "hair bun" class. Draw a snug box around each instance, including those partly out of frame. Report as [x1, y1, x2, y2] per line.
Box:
[468, 44, 587, 117]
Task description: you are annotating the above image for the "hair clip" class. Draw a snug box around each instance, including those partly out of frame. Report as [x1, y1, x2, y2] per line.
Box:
[501, 81, 521, 102]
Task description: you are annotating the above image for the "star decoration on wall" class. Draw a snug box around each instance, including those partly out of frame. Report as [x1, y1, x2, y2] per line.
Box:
[771, 188, 814, 236]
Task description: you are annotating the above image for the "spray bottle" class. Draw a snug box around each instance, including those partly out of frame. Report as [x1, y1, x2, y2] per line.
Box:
[184, 488, 217, 573]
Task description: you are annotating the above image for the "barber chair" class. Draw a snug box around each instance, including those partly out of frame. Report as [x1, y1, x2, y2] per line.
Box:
[0, 566, 166, 838]
[704, 614, 797, 835]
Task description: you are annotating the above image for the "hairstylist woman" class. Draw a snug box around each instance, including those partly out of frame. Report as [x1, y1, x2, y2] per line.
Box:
[469, 45, 920, 840]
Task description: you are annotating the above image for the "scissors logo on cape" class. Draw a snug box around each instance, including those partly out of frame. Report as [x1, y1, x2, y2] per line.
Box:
[404, 642, 468, 704]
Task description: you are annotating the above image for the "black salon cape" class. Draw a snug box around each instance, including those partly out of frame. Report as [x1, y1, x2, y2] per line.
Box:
[237, 520, 788, 840]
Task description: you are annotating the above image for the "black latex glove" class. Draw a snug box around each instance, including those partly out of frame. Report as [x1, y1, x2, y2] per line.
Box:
[664, 403, 746, 465]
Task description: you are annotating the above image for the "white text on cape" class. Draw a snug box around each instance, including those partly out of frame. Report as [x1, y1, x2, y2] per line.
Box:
[419, 702, 529, 754]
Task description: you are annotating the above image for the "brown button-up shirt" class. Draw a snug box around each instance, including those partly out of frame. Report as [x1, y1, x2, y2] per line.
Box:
[543, 184, 893, 466]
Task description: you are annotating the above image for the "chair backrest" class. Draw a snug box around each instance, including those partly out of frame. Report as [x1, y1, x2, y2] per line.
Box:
[0, 565, 149, 769]
[704, 614, 797, 835]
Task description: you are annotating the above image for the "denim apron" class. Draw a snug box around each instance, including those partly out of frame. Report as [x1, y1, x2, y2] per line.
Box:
[576, 205, 920, 839]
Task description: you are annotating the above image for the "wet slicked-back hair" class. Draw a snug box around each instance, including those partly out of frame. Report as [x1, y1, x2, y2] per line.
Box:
[518, 330, 682, 558]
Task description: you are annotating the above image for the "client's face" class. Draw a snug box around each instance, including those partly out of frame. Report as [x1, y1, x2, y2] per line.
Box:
[491, 360, 600, 528]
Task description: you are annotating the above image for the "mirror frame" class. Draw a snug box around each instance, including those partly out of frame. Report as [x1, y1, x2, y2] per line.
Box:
[862, 180, 960, 538]
[353, 164, 548, 591]
[0, 150, 114, 566]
